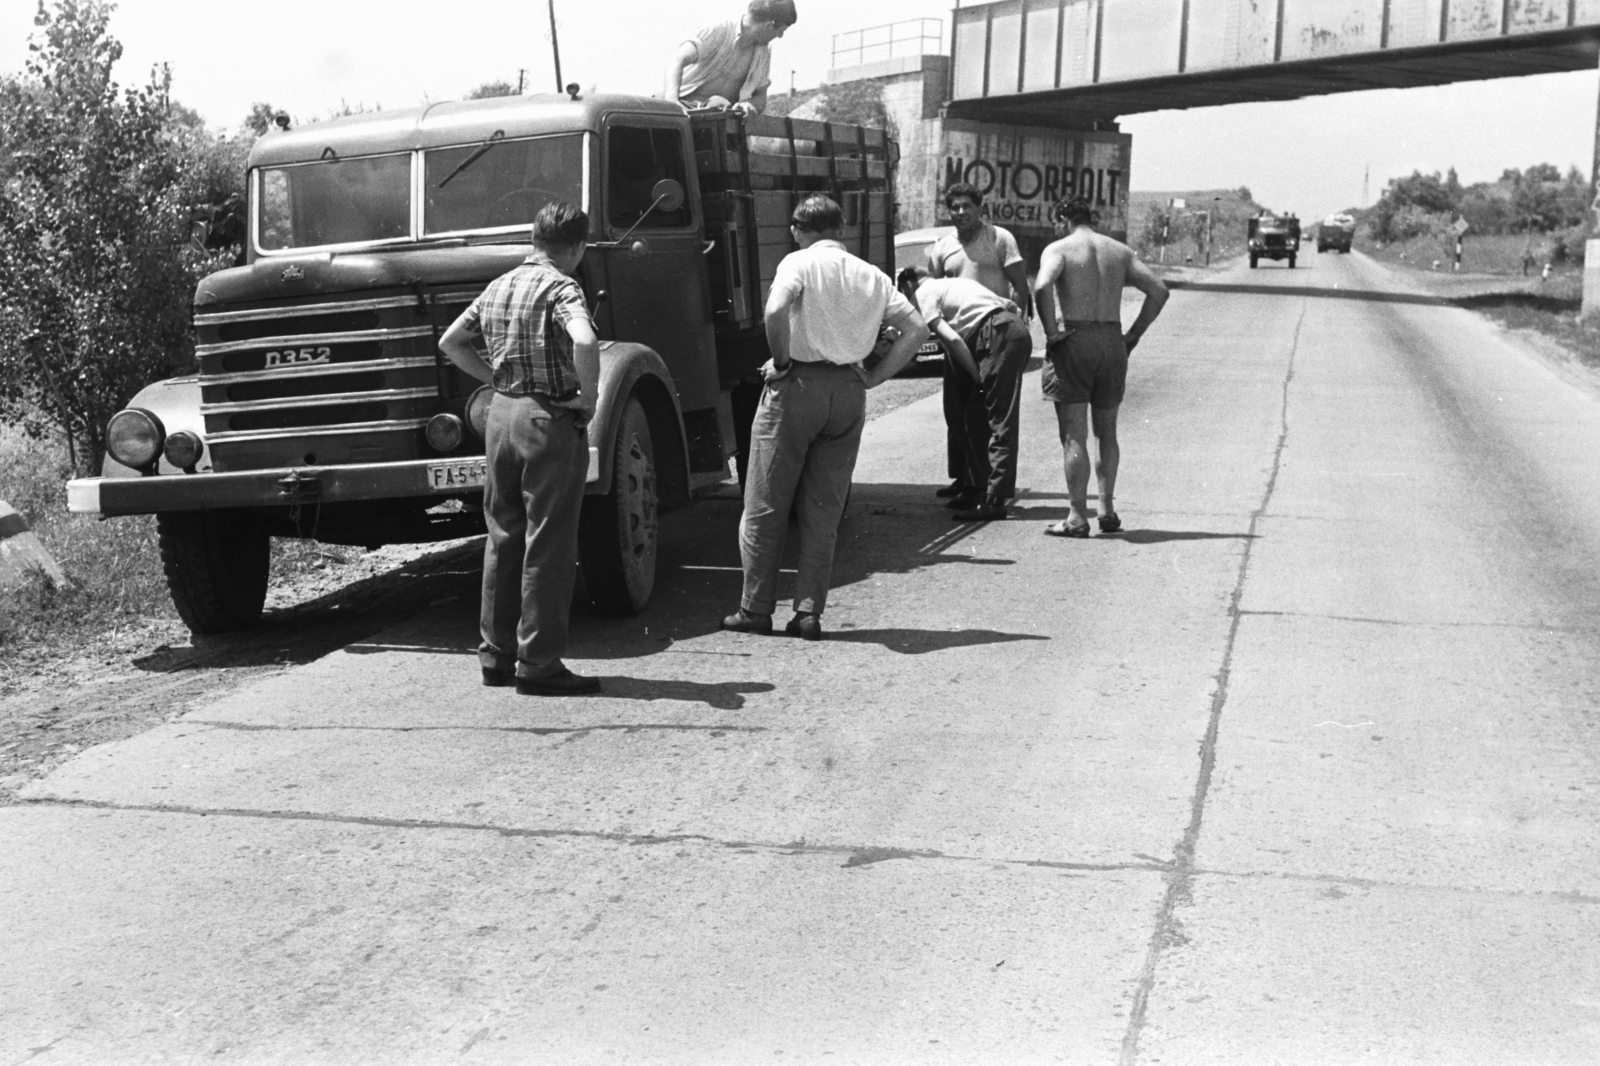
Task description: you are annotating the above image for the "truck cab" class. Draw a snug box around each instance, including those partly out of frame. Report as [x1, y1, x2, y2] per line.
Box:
[67, 93, 895, 633]
[1248, 212, 1300, 269]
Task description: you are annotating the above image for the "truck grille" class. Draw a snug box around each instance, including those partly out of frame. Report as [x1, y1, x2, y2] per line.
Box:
[192, 295, 458, 471]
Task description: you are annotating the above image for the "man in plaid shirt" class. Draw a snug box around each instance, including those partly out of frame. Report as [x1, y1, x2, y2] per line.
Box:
[438, 201, 601, 696]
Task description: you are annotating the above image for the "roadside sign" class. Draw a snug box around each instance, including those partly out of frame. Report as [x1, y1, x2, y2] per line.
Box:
[1452, 217, 1470, 235]
[1170, 198, 1186, 209]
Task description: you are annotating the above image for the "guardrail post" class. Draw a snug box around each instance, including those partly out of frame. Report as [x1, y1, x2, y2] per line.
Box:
[1585, 54, 1600, 318]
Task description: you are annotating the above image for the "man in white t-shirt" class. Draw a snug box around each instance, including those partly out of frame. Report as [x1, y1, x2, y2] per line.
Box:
[664, 0, 798, 116]
[926, 181, 1033, 509]
[721, 195, 929, 641]
[899, 267, 1032, 522]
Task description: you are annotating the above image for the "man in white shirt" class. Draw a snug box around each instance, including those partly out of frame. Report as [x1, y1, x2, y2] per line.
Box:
[925, 182, 1033, 510]
[664, 1, 798, 116]
[898, 268, 1032, 522]
[722, 195, 929, 641]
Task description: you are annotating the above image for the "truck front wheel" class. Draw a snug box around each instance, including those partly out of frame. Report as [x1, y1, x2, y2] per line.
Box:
[579, 396, 658, 615]
[157, 510, 270, 634]
[1249, 253, 1259, 269]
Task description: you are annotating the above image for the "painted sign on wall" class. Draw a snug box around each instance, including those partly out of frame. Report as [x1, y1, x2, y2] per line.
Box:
[935, 121, 1132, 241]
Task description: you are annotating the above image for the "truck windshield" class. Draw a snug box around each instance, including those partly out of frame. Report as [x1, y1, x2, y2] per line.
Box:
[257, 153, 411, 251]
[424, 133, 585, 235]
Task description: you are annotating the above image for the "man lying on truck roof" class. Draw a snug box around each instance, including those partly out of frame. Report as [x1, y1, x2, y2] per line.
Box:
[664, 0, 798, 116]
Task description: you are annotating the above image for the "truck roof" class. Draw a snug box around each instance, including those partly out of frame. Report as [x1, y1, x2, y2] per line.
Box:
[249, 92, 685, 168]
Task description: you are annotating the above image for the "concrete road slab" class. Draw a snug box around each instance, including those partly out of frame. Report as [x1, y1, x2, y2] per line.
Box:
[1199, 614, 1600, 893]
[1, 805, 1163, 1065]
[1133, 873, 1600, 1065]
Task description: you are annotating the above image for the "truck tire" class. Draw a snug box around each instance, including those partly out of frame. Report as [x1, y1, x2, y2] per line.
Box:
[1249, 253, 1258, 269]
[580, 395, 658, 615]
[1287, 254, 1296, 269]
[157, 510, 270, 634]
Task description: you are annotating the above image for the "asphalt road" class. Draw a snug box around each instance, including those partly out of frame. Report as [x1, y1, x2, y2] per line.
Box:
[6, 248, 1600, 1065]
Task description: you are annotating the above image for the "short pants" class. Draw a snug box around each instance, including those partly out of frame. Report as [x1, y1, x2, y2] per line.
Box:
[1040, 321, 1128, 408]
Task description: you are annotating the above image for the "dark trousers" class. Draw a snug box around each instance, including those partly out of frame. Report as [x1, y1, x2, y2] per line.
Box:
[958, 311, 1031, 500]
[738, 361, 866, 616]
[943, 353, 971, 485]
[479, 393, 588, 678]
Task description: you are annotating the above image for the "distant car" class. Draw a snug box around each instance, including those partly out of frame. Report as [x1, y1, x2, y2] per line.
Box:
[892, 226, 955, 365]
[1317, 213, 1355, 254]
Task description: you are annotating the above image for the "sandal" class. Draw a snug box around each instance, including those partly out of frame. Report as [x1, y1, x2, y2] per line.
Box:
[1043, 520, 1091, 538]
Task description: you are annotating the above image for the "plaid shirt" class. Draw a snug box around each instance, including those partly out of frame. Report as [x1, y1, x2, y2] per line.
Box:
[460, 254, 591, 402]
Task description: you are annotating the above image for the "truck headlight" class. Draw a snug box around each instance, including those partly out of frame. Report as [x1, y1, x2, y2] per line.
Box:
[107, 409, 165, 470]
[465, 385, 494, 442]
[426, 413, 464, 452]
[163, 430, 204, 470]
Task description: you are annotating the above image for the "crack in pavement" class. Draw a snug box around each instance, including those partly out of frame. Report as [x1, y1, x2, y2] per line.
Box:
[1189, 865, 1600, 905]
[15, 796, 1167, 875]
[182, 720, 769, 736]
[1237, 609, 1588, 634]
[1118, 304, 1306, 1066]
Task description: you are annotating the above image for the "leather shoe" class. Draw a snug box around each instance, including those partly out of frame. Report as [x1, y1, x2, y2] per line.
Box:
[952, 495, 1008, 522]
[935, 480, 970, 498]
[785, 612, 823, 641]
[943, 492, 979, 510]
[515, 668, 602, 696]
[721, 608, 773, 635]
[482, 666, 515, 688]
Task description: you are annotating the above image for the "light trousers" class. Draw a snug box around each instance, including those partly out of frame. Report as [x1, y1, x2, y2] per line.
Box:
[738, 361, 866, 616]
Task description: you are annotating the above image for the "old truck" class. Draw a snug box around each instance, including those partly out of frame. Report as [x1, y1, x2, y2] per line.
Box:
[1248, 212, 1300, 268]
[1317, 213, 1355, 253]
[66, 94, 895, 633]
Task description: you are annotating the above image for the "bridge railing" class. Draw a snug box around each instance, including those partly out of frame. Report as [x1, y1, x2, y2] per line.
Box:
[951, 0, 1599, 99]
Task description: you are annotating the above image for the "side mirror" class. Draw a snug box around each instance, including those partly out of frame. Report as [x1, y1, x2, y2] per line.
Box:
[650, 178, 685, 214]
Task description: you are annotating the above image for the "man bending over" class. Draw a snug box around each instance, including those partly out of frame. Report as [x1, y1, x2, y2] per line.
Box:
[1033, 196, 1168, 538]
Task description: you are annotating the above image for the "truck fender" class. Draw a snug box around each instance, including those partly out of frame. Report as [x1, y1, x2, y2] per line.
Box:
[588, 341, 690, 507]
[102, 376, 206, 479]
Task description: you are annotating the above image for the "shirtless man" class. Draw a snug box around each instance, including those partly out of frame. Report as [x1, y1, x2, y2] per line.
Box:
[1033, 196, 1168, 537]
[664, 1, 798, 116]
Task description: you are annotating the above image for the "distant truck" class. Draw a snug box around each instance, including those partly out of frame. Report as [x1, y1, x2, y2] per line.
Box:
[66, 94, 895, 633]
[1318, 213, 1355, 254]
[1248, 212, 1300, 269]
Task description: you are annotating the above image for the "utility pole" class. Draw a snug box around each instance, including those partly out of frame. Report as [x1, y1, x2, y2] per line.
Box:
[1362, 163, 1370, 208]
[516, 68, 526, 95]
[548, 0, 564, 92]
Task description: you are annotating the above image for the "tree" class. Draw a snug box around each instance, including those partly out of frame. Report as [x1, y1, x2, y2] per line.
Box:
[0, 0, 237, 473]
[815, 79, 889, 129]
[467, 80, 518, 100]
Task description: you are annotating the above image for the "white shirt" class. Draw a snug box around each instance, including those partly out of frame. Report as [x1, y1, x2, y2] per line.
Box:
[768, 240, 916, 365]
[914, 277, 1017, 340]
[928, 224, 1024, 300]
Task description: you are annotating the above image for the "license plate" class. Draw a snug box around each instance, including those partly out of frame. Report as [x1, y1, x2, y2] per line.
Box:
[426, 459, 487, 491]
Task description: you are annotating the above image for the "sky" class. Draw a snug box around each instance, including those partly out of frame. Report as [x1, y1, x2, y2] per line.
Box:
[2, 0, 1595, 220]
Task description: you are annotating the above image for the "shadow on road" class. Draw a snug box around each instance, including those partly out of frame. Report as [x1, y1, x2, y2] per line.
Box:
[1110, 529, 1258, 545]
[133, 543, 483, 674]
[1174, 281, 1453, 306]
[825, 628, 1049, 654]
[595, 677, 777, 709]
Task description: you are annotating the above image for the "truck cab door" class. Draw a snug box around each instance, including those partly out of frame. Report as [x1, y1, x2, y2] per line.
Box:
[594, 117, 720, 417]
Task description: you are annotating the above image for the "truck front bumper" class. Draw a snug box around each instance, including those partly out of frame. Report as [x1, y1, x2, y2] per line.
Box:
[68, 451, 601, 517]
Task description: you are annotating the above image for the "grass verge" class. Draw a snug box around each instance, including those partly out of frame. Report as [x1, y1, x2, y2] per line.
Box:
[0, 424, 367, 689]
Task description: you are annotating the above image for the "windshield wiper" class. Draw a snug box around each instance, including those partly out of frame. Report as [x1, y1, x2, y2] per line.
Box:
[437, 129, 504, 188]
